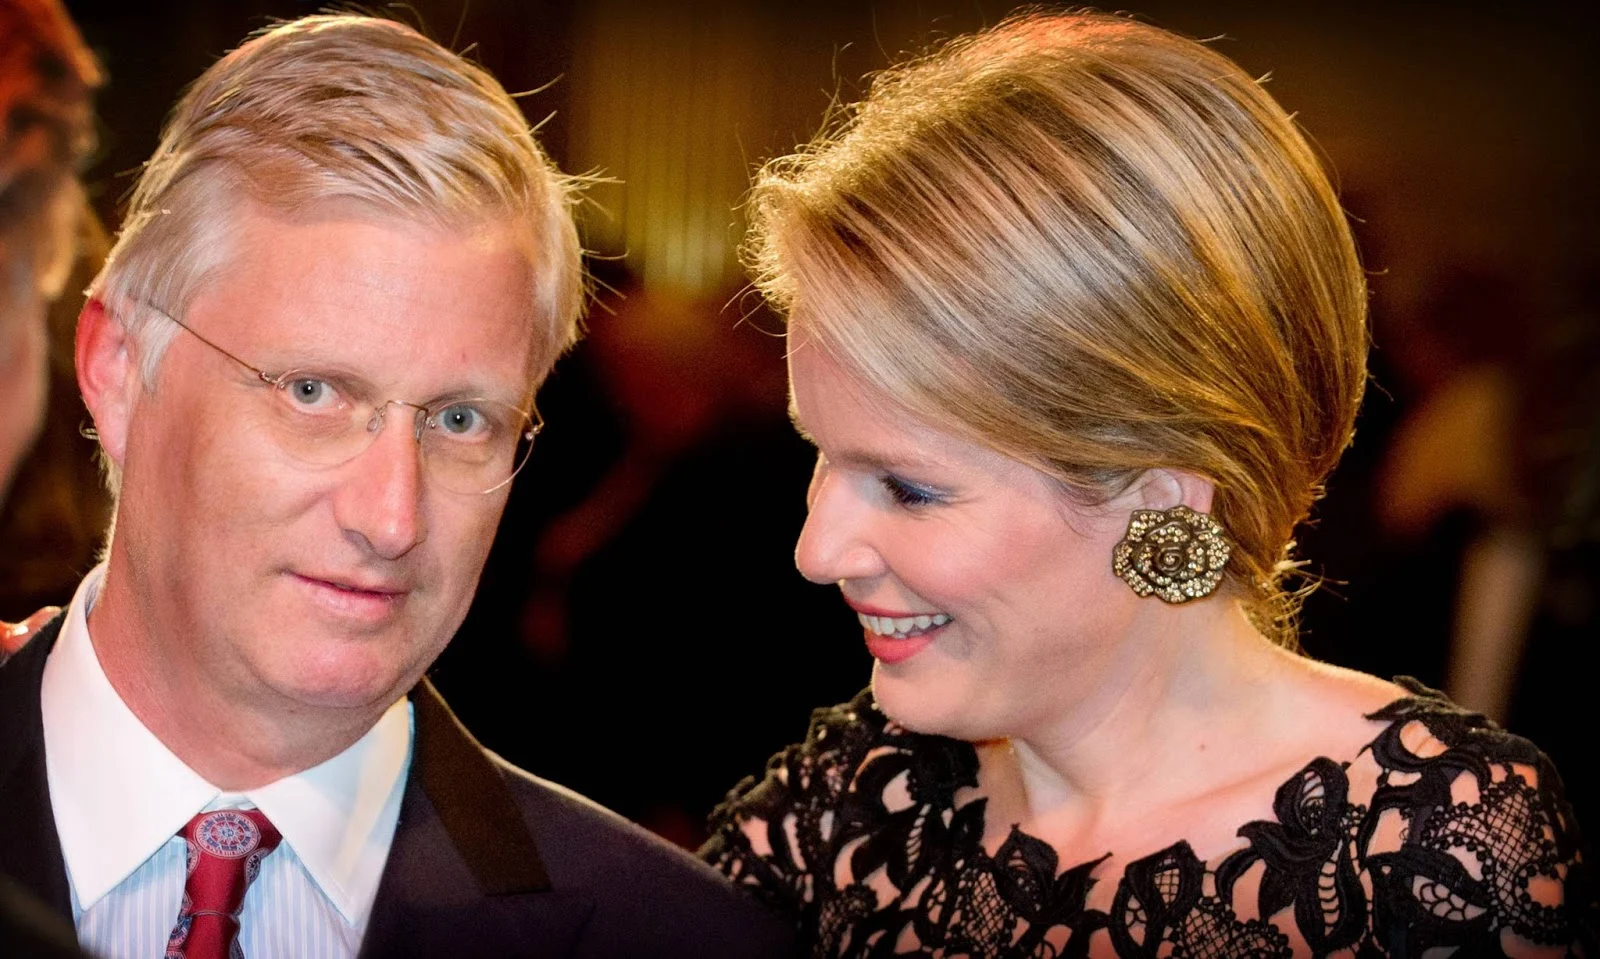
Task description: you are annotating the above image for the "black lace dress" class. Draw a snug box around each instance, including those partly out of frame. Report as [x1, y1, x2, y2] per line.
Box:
[702, 679, 1595, 957]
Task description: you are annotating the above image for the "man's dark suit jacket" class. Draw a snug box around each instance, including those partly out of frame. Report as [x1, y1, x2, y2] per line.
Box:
[0, 874, 89, 959]
[0, 616, 794, 958]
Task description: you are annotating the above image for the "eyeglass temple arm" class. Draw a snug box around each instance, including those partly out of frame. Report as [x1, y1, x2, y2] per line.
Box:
[154, 302, 546, 427]
[149, 305, 274, 382]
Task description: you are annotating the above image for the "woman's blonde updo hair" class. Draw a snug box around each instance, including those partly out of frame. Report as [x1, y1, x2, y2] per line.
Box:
[747, 10, 1367, 645]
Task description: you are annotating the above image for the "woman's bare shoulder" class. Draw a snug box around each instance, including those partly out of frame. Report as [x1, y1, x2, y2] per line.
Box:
[1273, 654, 1415, 748]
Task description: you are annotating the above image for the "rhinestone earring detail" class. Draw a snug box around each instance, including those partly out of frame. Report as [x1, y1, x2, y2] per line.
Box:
[1112, 504, 1230, 603]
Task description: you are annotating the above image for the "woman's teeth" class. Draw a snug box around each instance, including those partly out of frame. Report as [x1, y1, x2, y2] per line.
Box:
[857, 612, 952, 639]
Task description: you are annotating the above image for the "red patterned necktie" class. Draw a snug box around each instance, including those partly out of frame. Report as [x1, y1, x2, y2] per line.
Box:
[164, 809, 282, 959]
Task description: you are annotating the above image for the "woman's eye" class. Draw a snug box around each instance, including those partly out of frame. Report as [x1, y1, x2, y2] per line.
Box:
[881, 475, 941, 507]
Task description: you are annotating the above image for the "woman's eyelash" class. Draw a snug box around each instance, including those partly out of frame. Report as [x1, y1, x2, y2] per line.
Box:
[881, 475, 941, 507]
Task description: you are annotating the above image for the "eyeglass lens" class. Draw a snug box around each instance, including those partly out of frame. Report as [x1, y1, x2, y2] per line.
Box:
[258, 371, 537, 494]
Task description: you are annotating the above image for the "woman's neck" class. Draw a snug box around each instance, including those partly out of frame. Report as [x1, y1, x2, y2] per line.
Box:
[997, 598, 1297, 840]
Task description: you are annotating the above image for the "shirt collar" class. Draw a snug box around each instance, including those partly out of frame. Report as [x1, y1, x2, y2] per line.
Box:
[41, 564, 413, 925]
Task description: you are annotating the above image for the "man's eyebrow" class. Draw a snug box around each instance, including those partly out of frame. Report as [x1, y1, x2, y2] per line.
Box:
[420, 383, 529, 409]
[279, 363, 379, 397]
[272, 359, 526, 410]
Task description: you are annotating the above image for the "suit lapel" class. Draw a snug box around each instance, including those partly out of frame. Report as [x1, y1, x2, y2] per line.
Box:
[0, 616, 72, 922]
[3, 623, 595, 953]
[359, 679, 592, 958]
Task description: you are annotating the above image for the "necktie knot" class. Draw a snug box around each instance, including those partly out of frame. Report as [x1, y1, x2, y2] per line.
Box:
[166, 808, 282, 959]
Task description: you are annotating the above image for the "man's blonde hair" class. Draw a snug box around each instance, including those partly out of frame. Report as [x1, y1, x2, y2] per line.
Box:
[748, 12, 1368, 643]
[89, 14, 584, 390]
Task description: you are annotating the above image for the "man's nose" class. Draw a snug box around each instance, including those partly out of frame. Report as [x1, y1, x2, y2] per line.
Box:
[333, 406, 428, 560]
[793, 460, 882, 586]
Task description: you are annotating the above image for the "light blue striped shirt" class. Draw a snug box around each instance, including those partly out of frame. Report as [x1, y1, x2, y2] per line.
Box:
[41, 567, 413, 959]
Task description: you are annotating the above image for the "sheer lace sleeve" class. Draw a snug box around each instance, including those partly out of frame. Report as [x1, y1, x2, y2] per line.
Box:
[700, 689, 982, 942]
[701, 690, 882, 925]
[1355, 678, 1596, 956]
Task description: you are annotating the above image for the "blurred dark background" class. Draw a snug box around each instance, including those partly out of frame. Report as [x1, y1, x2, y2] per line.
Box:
[4, 0, 1597, 845]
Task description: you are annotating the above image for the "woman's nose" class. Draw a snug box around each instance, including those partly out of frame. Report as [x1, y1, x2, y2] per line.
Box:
[794, 456, 883, 586]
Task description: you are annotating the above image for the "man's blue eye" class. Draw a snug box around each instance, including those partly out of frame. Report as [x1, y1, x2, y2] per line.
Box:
[437, 404, 485, 436]
[286, 378, 332, 406]
[882, 475, 940, 507]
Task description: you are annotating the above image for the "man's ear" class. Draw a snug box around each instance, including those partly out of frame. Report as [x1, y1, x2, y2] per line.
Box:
[76, 298, 141, 469]
[1129, 468, 1217, 514]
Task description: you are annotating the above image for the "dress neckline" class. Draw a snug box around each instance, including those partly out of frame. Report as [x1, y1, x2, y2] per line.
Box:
[909, 675, 1478, 883]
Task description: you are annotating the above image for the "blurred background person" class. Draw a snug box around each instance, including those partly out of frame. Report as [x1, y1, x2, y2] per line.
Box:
[0, 0, 108, 629]
[1360, 266, 1600, 841]
[0, 0, 98, 504]
[504, 262, 861, 843]
[1, 2, 106, 953]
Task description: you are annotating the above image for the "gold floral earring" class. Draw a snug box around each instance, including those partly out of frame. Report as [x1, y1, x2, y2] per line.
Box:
[1112, 504, 1230, 603]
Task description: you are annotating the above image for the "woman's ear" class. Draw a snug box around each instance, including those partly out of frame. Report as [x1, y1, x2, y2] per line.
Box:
[1130, 468, 1216, 514]
[76, 297, 140, 469]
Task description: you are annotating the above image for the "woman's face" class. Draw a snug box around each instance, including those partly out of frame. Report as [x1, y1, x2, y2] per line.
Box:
[788, 337, 1145, 742]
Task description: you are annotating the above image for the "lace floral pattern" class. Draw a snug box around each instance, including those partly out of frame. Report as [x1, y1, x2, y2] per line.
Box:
[702, 679, 1596, 957]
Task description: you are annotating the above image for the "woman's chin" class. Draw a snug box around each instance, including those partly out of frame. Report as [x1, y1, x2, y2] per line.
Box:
[872, 665, 963, 738]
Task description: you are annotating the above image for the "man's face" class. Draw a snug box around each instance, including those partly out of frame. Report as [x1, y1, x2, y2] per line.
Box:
[109, 204, 536, 714]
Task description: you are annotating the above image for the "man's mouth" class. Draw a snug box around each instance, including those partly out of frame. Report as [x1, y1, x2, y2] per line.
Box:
[295, 569, 409, 594]
[291, 573, 411, 620]
[321, 579, 402, 596]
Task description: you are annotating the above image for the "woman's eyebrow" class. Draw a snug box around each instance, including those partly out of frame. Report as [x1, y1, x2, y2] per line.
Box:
[787, 406, 942, 472]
